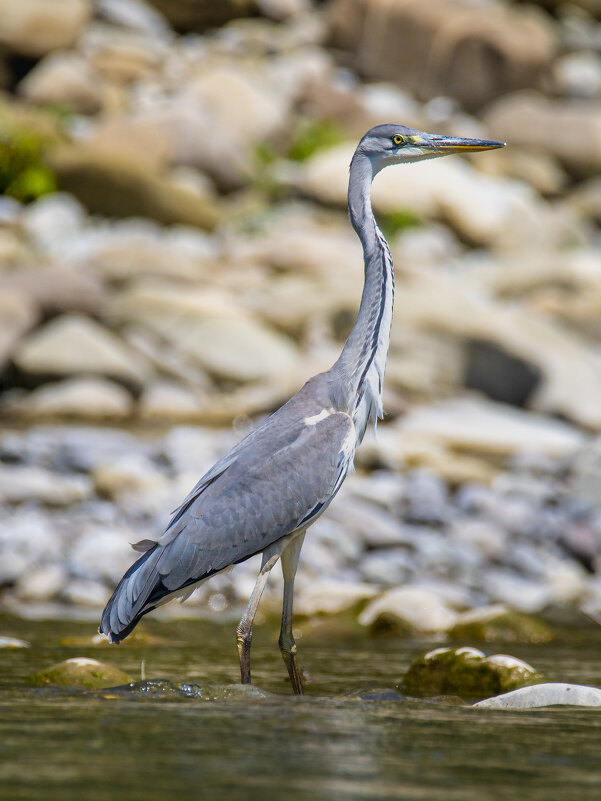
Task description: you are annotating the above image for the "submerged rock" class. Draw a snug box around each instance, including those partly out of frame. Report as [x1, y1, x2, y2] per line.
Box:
[26, 657, 133, 688]
[473, 683, 601, 710]
[401, 647, 543, 700]
[119, 679, 272, 701]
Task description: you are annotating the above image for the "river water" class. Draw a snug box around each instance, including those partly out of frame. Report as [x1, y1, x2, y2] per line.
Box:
[1, 613, 600, 800]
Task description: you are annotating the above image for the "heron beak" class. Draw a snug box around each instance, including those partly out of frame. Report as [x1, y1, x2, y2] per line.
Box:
[411, 134, 505, 154]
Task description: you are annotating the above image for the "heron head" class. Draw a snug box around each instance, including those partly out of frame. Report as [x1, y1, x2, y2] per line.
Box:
[358, 123, 504, 172]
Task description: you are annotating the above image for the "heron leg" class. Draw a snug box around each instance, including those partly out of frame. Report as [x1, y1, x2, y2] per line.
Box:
[236, 550, 279, 685]
[279, 532, 306, 695]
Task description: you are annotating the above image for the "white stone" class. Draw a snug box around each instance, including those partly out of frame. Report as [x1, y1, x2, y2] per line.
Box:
[358, 586, 458, 633]
[14, 314, 152, 385]
[70, 526, 134, 583]
[138, 381, 205, 421]
[16, 564, 66, 601]
[398, 397, 586, 458]
[295, 580, 378, 616]
[13, 378, 134, 420]
[144, 310, 299, 382]
[474, 683, 601, 710]
[20, 54, 104, 114]
[0, 464, 92, 506]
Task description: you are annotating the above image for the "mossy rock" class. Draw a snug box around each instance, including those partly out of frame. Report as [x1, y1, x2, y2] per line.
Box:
[450, 605, 555, 644]
[25, 657, 133, 689]
[401, 647, 544, 700]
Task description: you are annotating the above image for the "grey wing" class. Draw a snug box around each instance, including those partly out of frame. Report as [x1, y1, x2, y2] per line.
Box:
[100, 411, 354, 640]
[157, 410, 354, 586]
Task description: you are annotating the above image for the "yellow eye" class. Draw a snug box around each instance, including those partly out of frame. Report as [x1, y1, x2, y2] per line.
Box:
[392, 134, 405, 146]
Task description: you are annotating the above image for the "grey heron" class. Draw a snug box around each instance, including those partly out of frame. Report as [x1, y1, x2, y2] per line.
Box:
[99, 124, 503, 693]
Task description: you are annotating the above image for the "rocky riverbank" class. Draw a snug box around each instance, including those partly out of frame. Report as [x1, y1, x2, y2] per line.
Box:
[1, 421, 601, 631]
[1, 0, 601, 629]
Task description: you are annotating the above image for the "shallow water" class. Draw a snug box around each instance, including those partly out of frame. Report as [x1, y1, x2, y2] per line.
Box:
[1, 614, 601, 801]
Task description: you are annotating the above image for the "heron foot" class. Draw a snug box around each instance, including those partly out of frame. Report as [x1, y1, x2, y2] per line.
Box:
[236, 629, 252, 684]
[280, 641, 304, 695]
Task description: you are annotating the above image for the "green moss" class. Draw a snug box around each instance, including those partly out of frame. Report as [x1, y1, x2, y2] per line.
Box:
[378, 208, 421, 239]
[25, 657, 133, 689]
[287, 118, 344, 162]
[0, 122, 57, 202]
[401, 647, 544, 701]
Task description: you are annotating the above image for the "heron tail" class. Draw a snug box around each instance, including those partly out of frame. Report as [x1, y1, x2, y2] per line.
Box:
[99, 545, 165, 643]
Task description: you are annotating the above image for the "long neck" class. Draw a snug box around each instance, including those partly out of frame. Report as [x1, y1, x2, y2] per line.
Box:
[330, 151, 394, 442]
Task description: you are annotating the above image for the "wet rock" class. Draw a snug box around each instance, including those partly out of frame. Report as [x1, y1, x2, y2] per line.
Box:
[13, 314, 152, 388]
[328, 0, 556, 109]
[485, 93, 601, 176]
[473, 683, 601, 710]
[0, 635, 30, 648]
[0, 0, 91, 57]
[295, 579, 378, 617]
[449, 604, 555, 645]
[0, 464, 92, 506]
[401, 647, 543, 700]
[358, 586, 458, 634]
[7, 378, 134, 420]
[25, 657, 132, 689]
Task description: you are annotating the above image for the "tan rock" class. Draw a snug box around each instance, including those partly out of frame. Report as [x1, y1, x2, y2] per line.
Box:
[48, 146, 220, 230]
[0, 463, 92, 505]
[328, 0, 556, 109]
[19, 52, 104, 114]
[0, 266, 106, 317]
[138, 380, 207, 422]
[0, 0, 91, 57]
[8, 377, 134, 420]
[13, 314, 152, 386]
[148, 312, 300, 382]
[398, 397, 586, 458]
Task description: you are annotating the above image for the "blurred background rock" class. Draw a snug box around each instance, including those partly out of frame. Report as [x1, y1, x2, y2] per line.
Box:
[1, 0, 601, 636]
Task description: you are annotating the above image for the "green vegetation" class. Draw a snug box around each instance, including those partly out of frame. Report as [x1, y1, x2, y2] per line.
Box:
[378, 207, 421, 239]
[287, 118, 344, 162]
[0, 97, 61, 202]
